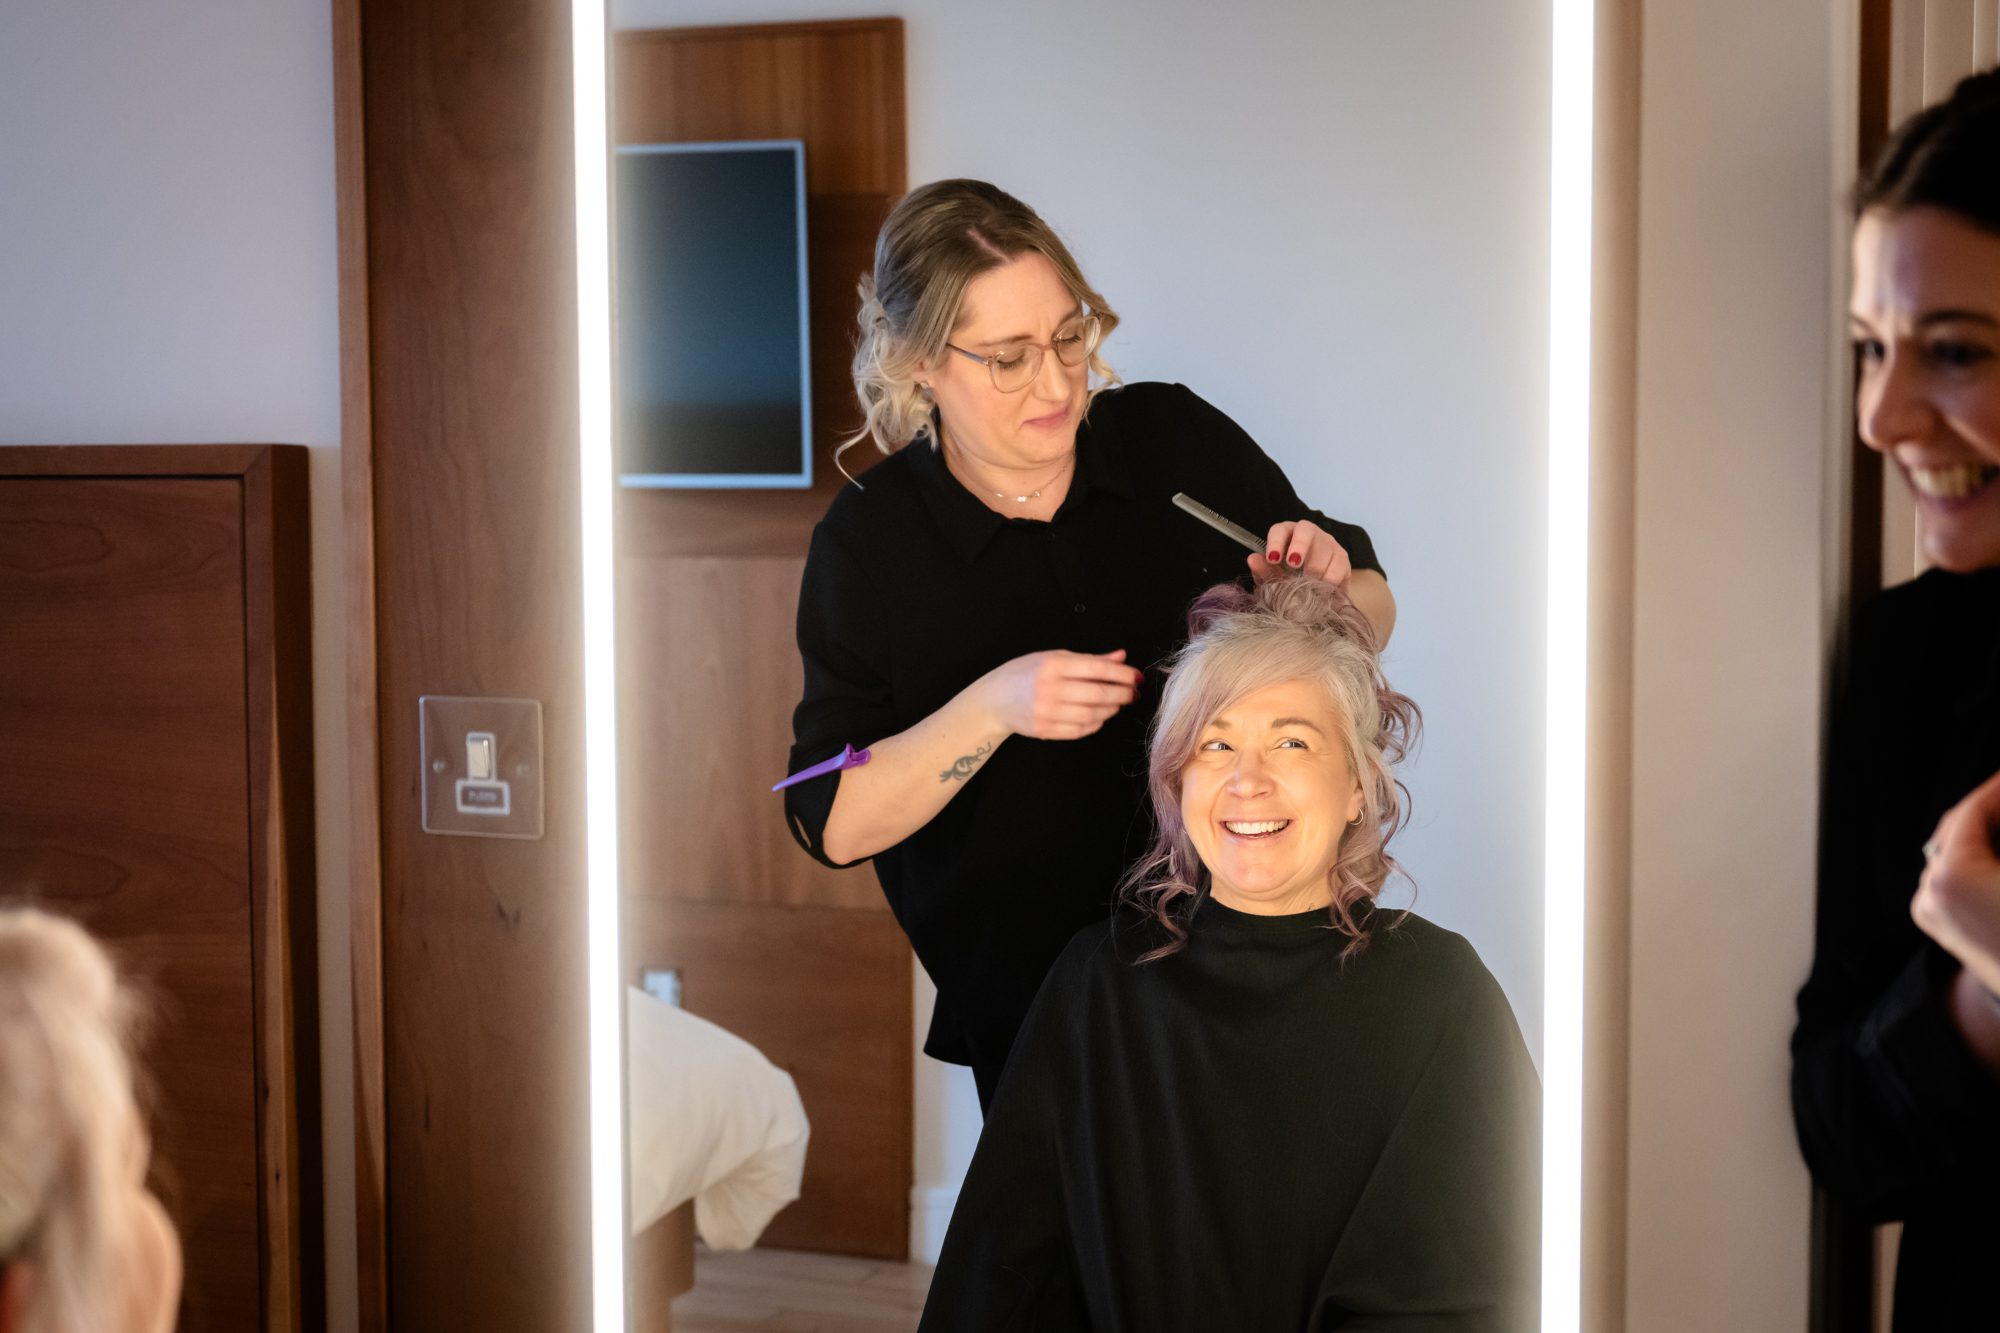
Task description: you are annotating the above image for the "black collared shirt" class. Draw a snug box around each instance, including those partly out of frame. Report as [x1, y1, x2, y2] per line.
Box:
[785, 382, 1383, 1081]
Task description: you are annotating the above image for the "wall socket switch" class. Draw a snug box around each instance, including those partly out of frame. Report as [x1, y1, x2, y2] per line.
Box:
[420, 696, 543, 838]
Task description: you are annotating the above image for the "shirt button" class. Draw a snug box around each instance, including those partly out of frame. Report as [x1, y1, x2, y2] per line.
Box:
[1074, 603, 1086, 614]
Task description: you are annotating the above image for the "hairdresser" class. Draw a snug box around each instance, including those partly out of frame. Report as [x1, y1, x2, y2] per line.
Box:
[783, 179, 1393, 1109]
[1791, 70, 2000, 1330]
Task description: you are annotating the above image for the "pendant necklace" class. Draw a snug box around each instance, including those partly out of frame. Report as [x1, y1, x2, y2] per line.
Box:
[984, 455, 1071, 504]
[942, 424, 1071, 505]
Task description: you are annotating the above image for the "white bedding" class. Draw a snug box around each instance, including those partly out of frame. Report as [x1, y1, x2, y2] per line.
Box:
[625, 985, 810, 1249]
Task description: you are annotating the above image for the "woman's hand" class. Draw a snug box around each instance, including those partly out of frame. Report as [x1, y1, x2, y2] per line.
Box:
[1914, 770, 2000, 994]
[1250, 520, 1352, 586]
[976, 649, 1142, 741]
[1911, 769, 2000, 1074]
[820, 648, 1141, 863]
[1249, 521, 1398, 646]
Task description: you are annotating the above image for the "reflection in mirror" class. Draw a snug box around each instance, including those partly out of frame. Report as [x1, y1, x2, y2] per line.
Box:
[587, 3, 1595, 1330]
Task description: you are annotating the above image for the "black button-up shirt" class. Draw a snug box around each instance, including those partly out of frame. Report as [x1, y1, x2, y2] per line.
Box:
[785, 382, 1383, 1081]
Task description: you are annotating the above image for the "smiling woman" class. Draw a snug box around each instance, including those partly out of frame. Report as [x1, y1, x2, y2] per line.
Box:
[917, 579, 1539, 1331]
[1792, 68, 2000, 1332]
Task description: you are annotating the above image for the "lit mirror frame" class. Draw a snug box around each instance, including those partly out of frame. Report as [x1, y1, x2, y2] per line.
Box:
[571, 0, 626, 1327]
[570, 0, 1598, 1327]
[1543, 0, 1594, 1330]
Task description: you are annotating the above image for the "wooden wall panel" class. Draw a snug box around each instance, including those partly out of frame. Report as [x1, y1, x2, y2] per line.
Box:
[616, 22, 905, 195]
[619, 556, 879, 914]
[612, 18, 912, 1262]
[0, 445, 321, 1333]
[356, 0, 590, 1326]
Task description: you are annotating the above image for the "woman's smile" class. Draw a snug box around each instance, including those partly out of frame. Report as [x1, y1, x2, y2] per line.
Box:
[1222, 819, 1291, 838]
[1900, 455, 2000, 502]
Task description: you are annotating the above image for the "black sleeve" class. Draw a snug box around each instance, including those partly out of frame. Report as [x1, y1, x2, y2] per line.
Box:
[783, 522, 903, 869]
[1168, 383, 1386, 580]
[1312, 952, 1541, 1331]
[1791, 603, 2000, 1219]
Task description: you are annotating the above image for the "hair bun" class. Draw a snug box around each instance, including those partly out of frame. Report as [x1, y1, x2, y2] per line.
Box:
[1186, 575, 1376, 651]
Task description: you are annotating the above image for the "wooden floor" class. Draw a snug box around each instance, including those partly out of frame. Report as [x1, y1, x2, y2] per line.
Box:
[673, 1246, 934, 1333]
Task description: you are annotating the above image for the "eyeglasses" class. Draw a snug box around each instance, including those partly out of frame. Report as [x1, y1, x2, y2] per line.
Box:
[945, 316, 1101, 394]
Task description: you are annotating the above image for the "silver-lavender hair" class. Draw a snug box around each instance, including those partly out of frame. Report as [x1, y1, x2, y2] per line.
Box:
[1122, 578, 1420, 961]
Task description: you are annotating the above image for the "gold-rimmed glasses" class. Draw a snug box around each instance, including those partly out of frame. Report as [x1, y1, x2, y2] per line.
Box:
[945, 315, 1101, 393]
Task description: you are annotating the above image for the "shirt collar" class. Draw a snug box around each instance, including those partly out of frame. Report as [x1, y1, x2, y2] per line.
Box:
[907, 400, 1139, 564]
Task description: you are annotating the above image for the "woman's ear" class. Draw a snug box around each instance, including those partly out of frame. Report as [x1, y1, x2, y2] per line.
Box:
[1345, 775, 1365, 826]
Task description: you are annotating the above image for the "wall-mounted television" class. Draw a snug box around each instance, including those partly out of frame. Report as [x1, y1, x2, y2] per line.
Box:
[615, 140, 811, 488]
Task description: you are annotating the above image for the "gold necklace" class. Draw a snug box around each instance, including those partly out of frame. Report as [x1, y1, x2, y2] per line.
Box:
[979, 456, 1071, 504]
[941, 427, 1072, 505]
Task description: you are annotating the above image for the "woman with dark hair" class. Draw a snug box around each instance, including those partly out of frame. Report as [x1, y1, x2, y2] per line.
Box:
[1791, 68, 2000, 1329]
[784, 180, 1395, 1107]
[916, 579, 1537, 1331]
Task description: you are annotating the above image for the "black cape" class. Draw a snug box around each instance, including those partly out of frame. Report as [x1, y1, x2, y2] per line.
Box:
[921, 900, 1541, 1332]
[1791, 566, 2000, 1328]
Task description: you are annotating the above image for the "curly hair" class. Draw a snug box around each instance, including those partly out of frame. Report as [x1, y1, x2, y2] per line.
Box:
[841, 179, 1121, 477]
[1121, 578, 1420, 961]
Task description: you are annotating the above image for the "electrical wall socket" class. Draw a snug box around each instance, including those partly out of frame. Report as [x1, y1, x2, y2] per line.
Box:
[419, 696, 544, 838]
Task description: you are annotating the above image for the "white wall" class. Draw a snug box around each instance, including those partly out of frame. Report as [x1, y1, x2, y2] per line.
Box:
[614, 0, 1556, 1261]
[1623, 0, 1840, 1325]
[0, 3, 357, 1329]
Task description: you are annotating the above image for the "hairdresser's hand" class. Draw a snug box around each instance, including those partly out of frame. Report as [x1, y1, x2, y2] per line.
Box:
[977, 649, 1142, 742]
[1913, 770, 2000, 997]
[1252, 520, 1352, 587]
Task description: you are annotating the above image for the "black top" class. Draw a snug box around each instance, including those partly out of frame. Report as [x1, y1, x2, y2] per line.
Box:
[785, 383, 1384, 1088]
[1792, 568, 2000, 1329]
[919, 901, 1541, 1332]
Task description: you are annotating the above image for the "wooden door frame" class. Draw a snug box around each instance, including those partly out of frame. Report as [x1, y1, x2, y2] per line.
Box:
[0, 443, 324, 1333]
[329, 0, 387, 1326]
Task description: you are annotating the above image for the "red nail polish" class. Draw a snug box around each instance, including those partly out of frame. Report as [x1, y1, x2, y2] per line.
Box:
[1288, 552, 1303, 567]
[1267, 551, 1280, 563]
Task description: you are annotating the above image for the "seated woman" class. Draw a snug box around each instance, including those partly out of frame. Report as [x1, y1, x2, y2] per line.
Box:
[920, 579, 1539, 1332]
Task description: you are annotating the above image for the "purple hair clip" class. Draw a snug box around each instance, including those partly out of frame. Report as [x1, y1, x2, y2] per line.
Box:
[771, 743, 872, 792]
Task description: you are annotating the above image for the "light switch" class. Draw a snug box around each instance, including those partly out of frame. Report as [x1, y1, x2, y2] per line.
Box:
[420, 697, 543, 838]
[466, 732, 495, 781]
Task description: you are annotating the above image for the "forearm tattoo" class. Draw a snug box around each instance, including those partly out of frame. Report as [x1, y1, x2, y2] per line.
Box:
[939, 742, 994, 784]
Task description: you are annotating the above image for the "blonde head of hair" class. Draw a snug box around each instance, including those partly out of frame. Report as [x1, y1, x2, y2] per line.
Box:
[843, 179, 1122, 476]
[0, 907, 173, 1333]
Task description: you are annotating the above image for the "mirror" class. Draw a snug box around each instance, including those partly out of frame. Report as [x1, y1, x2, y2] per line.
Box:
[581, 3, 1592, 1329]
